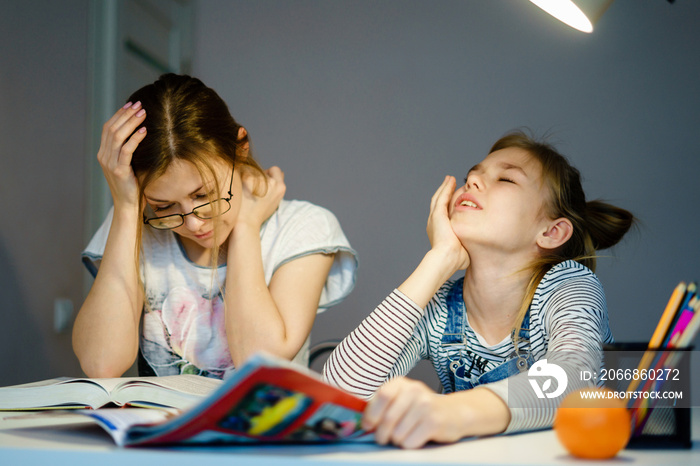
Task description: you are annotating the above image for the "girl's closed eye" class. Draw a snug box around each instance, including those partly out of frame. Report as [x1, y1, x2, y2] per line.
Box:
[498, 177, 515, 183]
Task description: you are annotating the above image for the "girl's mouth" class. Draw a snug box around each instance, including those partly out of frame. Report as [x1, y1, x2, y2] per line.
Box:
[454, 193, 481, 210]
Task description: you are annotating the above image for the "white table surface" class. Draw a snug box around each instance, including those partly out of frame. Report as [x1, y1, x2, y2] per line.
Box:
[1, 409, 698, 465]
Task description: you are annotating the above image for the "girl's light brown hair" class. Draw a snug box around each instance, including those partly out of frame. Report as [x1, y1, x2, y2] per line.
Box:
[491, 130, 636, 335]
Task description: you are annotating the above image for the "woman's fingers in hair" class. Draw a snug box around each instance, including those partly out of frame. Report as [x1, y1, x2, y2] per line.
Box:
[265, 165, 285, 182]
[96, 103, 147, 208]
[102, 102, 145, 146]
[119, 126, 147, 167]
[265, 166, 287, 198]
[99, 102, 147, 169]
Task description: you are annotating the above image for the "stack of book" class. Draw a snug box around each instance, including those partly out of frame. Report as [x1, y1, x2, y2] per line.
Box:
[0, 353, 370, 446]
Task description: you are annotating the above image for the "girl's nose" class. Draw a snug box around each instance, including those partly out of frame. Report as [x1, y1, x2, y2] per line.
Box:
[466, 173, 482, 191]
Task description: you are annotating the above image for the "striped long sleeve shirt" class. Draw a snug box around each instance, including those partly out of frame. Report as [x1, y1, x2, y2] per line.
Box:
[324, 260, 614, 433]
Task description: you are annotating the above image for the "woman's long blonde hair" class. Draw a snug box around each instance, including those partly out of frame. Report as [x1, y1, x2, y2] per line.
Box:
[126, 74, 267, 294]
[492, 131, 636, 335]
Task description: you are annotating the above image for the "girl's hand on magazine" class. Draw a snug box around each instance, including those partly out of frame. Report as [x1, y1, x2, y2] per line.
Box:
[362, 377, 466, 449]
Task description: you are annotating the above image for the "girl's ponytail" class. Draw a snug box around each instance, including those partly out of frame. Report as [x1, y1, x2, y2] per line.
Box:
[584, 200, 635, 251]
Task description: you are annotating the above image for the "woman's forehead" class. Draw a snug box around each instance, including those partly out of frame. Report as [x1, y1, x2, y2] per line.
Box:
[143, 159, 228, 197]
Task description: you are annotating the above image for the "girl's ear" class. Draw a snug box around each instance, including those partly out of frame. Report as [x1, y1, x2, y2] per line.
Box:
[537, 218, 573, 250]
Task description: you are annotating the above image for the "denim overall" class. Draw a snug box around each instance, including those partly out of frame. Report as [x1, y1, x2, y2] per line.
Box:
[441, 278, 535, 392]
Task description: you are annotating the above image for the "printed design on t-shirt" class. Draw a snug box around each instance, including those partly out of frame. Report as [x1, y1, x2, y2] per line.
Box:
[141, 286, 234, 378]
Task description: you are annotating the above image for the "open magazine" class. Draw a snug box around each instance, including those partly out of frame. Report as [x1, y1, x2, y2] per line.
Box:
[82, 353, 372, 446]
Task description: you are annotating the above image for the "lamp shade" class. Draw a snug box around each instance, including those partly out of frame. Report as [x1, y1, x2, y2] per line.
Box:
[529, 0, 614, 33]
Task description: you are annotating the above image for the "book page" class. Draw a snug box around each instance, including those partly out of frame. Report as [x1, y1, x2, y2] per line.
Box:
[0, 410, 95, 429]
[0, 378, 73, 390]
[112, 374, 222, 396]
[85, 408, 177, 447]
[109, 375, 223, 409]
[0, 378, 110, 410]
[0, 375, 221, 411]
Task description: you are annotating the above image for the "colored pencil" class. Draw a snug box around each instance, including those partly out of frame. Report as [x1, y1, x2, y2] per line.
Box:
[626, 282, 687, 394]
[650, 282, 689, 348]
[663, 282, 697, 346]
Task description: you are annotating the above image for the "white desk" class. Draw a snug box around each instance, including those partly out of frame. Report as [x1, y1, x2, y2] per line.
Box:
[1, 410, 698, 465]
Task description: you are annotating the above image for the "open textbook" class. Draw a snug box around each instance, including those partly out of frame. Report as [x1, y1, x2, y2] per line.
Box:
[0, 374, 222, 411]
[3, 353, 371, 447]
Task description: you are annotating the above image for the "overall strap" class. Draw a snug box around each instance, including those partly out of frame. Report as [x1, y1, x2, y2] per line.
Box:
[441, 277, 466, 346]
[511, 308, 530, 348]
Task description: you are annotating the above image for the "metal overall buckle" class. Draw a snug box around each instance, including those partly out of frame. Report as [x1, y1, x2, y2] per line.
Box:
[511, 329, 530, 373]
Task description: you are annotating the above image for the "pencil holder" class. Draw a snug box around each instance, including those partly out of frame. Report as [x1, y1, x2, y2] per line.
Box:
[602, 343, 692, 449]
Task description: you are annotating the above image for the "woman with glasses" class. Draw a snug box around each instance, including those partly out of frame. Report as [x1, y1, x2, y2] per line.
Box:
[73, 74, 358, 379]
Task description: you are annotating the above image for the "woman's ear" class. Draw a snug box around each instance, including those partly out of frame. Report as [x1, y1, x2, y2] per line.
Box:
[537, 218, 573, 250]
[237, 127, 250, 153]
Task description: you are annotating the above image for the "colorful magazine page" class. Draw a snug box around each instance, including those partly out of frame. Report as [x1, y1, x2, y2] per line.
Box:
[85, 352, 372, 447]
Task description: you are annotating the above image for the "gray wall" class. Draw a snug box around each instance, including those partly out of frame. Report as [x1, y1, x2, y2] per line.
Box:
[191, 0, 700, 390]
[1, 1, 699, 397]
[0, 0, 89, 385]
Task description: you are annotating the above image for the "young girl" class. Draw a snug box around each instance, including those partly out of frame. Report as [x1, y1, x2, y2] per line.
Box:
[73, 74, 357, 379]
[324, 131, 634, 448]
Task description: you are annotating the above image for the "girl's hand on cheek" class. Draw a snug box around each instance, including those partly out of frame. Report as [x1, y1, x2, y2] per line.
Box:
[237, 166, 286, 230]
[427, 176, 470, 271]
[362, 378, 464, 449]
[98, 102, 148, 212]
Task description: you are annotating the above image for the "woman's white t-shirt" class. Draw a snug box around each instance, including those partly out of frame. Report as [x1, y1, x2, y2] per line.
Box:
[83, 199, 358, 379]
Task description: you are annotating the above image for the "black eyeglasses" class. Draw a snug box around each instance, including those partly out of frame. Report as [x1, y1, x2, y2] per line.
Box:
[143, 167, 234, 230]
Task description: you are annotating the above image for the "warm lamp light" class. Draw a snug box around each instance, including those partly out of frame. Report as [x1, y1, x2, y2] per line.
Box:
[529, 0, 614, 33]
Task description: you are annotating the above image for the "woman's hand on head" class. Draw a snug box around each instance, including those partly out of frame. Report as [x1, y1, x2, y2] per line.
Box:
[362, 378, 467, 449]
[427, 176, 470, 272]
[236, 166, 286, 230]
[98, 102, 148, 211]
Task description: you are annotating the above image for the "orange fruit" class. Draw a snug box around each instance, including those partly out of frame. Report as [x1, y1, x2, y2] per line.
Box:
[554, 387, 632, 459]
